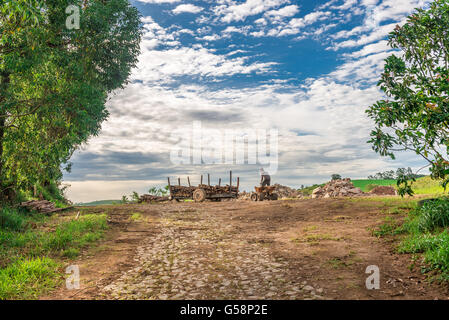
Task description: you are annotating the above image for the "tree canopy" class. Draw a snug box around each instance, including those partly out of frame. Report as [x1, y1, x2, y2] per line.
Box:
[366, 0, 449, 196]
[0, 0, 142, 201]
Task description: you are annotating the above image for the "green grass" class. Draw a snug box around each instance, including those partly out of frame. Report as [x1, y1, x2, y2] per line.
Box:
[0, 208, 108, 299]
[395, 197, 449, 281]
[352, 179, 397, 192]
[410, 176, 447, 195]
[0, 257, 60, 300]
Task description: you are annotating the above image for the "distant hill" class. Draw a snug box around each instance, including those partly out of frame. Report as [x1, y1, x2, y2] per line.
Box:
[352, 179, 396, 192]
[352, 176, 447, 195]
[75, 200, 121, 206]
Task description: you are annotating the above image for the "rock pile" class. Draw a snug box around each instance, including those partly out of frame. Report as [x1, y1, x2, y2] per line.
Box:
[369, 186, 397, 196]
[312, 179, 364, 199]
[272, 184, 303, 199]
[238, 184, 303, 200]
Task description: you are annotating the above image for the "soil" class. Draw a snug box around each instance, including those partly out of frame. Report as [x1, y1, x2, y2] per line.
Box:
[43, 198, 449, 300]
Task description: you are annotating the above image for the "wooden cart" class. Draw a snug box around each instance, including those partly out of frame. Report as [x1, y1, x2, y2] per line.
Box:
[168, 171, 239, 203]
[250, 186, 279, 201]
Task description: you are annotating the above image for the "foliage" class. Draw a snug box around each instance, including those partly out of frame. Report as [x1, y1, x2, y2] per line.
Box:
[366, 0, 449, 196]
[121, 195, 128, 204]
[331, 174, 342, 180]
[131, 191, 140, 203]
[148, 186, 169, 196]
[298, 184, 324, 196]
[0, 0, 142, 201]
[398, 197, 449, 280]
[0, 257, 60, 300]
[0, 208, 108, 298]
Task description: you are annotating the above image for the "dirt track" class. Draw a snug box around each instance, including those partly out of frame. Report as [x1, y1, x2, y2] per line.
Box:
[45, 198, 449, 300]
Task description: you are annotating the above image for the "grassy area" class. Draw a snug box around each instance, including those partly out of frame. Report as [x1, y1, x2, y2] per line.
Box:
[397, 198, 449, 281]
[409, 176, 447, 195]
[370, 196, 449, 281]
[0, 207, 108, 299]
[352, 179, 397, 192]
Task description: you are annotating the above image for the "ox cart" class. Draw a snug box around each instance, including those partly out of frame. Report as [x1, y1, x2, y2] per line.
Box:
[168, 171, 239, 203]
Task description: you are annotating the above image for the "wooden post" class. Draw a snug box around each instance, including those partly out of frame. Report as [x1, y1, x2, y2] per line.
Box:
[167, 177, 171, 195]
[208, 173, 210, 186]
[229, 171, 232, 192]
[178, 178, 181, 186]
[187, 176, 191, 187]
[237, 177, 240, 192]
[219, 178, 221, 187]
[200, 175, 203, 186]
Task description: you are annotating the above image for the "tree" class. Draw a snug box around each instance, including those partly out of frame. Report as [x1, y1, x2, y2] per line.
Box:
[0, 0, 142, 200]
[366, 0, 449, 196]
[331, 174, 342, 180]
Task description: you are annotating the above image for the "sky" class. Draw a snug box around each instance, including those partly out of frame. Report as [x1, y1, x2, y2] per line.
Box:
[63, 0, 433, 203]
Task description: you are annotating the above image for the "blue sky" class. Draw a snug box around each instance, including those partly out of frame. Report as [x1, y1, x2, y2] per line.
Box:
[63, 0, 432, 202]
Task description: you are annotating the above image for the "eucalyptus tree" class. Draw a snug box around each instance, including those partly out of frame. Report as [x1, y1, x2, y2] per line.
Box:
[0, 0, 142, 199]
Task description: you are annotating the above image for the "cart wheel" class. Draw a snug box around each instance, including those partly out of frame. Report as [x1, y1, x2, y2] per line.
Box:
[250, 193, 258, 201]
[193, 189, 207, 202]
[270, 193, 279, 201]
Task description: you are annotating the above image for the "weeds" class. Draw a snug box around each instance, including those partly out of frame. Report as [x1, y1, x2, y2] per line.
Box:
[0, 208, 108, 299]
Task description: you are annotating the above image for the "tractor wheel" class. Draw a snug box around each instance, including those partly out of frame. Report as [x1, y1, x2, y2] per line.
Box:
[270, 193, 279, 201]
[250, 193, 258, 201]
[193, 189, 207, 202]
[259, 192, 265, 201]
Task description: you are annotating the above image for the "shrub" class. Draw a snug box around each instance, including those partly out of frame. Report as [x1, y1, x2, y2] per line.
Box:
[416, 198, 449, 232]
[0, 208, 27, 231]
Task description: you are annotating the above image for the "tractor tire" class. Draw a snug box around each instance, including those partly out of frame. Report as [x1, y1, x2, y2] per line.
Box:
[193, 189, 207, 202]
[270, 193, 279, 201]
[250, 193, 258, 201]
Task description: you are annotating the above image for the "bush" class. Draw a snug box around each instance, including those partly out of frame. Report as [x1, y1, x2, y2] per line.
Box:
[416, 198, 449, 232]
[0, 208, 28, 231]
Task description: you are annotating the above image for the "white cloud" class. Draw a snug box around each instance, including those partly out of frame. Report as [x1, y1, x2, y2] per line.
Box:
[265, 4, 299, 22]
[214, 0, 289, 23]
[173, 4, 204, 14]
[136, 0, 180, 3]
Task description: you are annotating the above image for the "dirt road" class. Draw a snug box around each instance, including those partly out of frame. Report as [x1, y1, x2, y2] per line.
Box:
[46, 198, 449, 300]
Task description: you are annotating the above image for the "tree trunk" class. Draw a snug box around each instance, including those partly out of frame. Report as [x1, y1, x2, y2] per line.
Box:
[0, 71, 10, 198]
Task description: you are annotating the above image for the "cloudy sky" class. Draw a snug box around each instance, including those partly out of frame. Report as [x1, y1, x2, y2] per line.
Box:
[63, 0, 432, 203]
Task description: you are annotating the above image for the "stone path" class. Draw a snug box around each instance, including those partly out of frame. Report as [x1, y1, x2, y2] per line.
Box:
[101, 205, 325, 300]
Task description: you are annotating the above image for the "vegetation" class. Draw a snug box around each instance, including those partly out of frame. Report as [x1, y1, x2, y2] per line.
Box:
[148, 186, 170, 196]
[0, 207, 108, 299]
[366, 0, 449, 196]
[398, 198, 449, 280]
[298, 184, 325, 196]
[331, 174, 342, 181]
[352, 179, 397, 192]
[0, 0, 142, 203]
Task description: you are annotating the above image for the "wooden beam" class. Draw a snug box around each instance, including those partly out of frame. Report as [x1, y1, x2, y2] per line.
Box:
[230, 171, 232, 192]
[178, 178, 181, 186]
[237, 177, 240, 191]
[200, 175, 203, 186]
[167, 177, 171, 195]
[187, 176, 191, 187]
[208, 173, 210, 186]
[218, 178, 221, 187]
